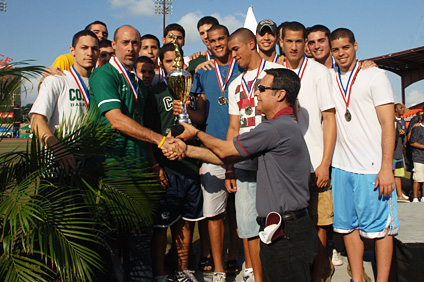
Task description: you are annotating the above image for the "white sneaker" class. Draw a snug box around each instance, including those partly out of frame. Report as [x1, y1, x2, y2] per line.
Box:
[176, 270, 198, 282]
[402, 193, 409, 200]
[243, 270, 255, 282]
[412, 198, 419, 203]
[213, 272, 226, 282]
[331, 249, 343, 266]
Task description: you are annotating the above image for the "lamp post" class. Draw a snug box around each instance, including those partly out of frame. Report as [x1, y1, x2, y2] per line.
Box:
[155, 0, 173, 35]
[0, 0, 6, 12]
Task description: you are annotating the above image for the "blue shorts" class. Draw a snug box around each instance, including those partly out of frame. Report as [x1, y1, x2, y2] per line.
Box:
[234, 168, 260, 238]
[153, 174, 204, 228]
[332, 167, 399, 239]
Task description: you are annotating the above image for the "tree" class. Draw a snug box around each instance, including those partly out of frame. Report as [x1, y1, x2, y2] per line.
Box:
[0, 62, 161, 282]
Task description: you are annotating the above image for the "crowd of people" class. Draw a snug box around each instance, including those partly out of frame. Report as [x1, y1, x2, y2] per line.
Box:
[28, 16, 424, 282]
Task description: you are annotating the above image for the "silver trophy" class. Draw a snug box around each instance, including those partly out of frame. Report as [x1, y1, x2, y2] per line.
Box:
[167, 34, 192, 136]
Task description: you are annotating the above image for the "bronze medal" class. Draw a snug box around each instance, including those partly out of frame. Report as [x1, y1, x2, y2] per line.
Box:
[218, 95, 227, 105]
[245, 106, 253, 116]
[345, 109, 351, 122]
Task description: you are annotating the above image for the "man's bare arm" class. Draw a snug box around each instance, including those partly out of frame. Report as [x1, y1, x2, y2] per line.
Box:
[104, 108, 183, 156]
[375, 103, 396, 197]
[177, 122, 243, 161]
[314, 108, 336, 188]
[31, 113, 76, 174]
[410, 142, 424, 149]
[225, 114, 241, 193]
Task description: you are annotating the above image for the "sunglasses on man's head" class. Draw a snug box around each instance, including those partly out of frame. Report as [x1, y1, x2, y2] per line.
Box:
[257, 85, 282, 93]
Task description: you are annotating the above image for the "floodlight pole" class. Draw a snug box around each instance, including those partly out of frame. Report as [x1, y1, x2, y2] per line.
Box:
[155, 0, 173, 35]
[0, 0, 7, 12]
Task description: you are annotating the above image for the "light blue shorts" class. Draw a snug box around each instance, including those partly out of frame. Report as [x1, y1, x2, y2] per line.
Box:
[332, 167, 399, 239]
[234, 168, 260, 238]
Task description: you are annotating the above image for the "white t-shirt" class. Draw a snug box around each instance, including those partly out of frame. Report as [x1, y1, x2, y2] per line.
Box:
[29, 70, 88, 135]
[330, 67, 394, 174]
[292, 59, 336, 172]
[228, 61, 283, 170]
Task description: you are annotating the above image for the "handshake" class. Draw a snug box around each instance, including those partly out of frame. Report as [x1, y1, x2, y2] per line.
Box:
[159, 122, 199, 161]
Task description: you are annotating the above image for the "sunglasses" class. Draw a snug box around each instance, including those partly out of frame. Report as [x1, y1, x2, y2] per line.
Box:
[257, 85, 282, 92]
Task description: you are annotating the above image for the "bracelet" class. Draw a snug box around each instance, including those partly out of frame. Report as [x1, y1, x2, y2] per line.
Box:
[157, 136, 166, 148]
[151, 163, 159, 169]
[195, 130, 201, 139]
[225, 170, 233, 174]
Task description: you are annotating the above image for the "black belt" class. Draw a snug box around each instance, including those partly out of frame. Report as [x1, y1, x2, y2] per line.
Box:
[257, 208, 308, 227]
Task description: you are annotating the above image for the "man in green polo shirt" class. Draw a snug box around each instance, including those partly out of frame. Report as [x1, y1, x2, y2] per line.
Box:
[89, 25, 180, 166]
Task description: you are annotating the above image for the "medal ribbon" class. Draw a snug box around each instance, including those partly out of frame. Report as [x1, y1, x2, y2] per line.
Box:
[241, 58, 266, 101]
[206, 51, 211, 61]
[272, 53, 278, 63]
[284, 55, 308, 81]
[111, 57, 139, 102]
[214, 58, 236, 93]
[331, 57, 337, 69]
[335, 60, 360, 108]
[70, 65, 90, 108]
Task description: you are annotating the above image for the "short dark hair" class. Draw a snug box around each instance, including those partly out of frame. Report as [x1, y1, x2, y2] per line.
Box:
[141, 34, 160, 47]
[282, 21, 306, 39]
[265, 68, 300, 108]
[135, 56, 155, 67]
[330, 28, 356, 44]
[99, 39, 112, 48]
[85, 20, 107, 31]
[229, 28, 256, 45]
[207, 24, 229, 37]
[159, 43, 184, 62]
[164, 23, 185, 39]
[394, 103, 403, 111]
[306, 24, 330, 39]
[197, 16, 219, 30]
[72, 30, 99, 48]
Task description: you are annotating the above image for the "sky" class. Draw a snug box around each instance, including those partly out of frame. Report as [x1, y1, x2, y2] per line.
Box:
[0, 0, 423, 107]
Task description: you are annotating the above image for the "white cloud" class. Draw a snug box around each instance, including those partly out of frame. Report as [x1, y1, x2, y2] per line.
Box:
[109, 0, 156, 17]
[178, 11, 204, 43]
[406, 89, 424, 108]
[177, 11, 244, 44]
[211, 13, 243, 34]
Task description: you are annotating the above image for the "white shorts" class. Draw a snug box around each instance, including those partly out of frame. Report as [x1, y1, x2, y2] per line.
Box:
[413, 162, 424, 182]
[200, 162, 228, 218]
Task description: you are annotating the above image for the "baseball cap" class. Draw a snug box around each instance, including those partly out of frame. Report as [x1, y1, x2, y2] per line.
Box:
[258, 212, 285, 244]
[256, 19, 278, 36]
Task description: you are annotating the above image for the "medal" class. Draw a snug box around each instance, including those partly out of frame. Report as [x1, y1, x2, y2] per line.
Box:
[70, 65, 90, 108]
[345, 109, 351, 122]
[241, 58, 266, 114]
[214, 58, 236, 106]
[335, 60, 360, 123]
[218, 96, 227, 105]
[245, 106, 253, 116]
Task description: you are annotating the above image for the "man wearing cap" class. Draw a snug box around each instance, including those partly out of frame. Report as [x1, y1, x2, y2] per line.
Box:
[256, 19, 279, 63]
[170, 68, 318, 282]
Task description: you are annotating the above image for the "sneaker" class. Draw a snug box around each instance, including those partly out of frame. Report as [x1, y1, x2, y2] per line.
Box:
[397, 196, 409, 203]
[402, 193, 409, 200]
[213, 272, 226, 282]
[331, 249, 343, 266]
[413, 198, 420, 203]
[176, 270, 198, 282]
[243, 270, 255, 282]
[153, 275, 175, 282]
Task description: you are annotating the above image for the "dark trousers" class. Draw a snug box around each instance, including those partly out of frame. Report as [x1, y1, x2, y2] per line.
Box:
[259, 215, 318, 282]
